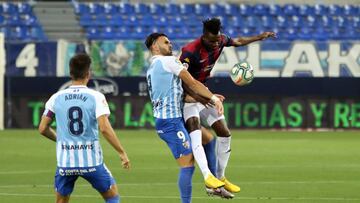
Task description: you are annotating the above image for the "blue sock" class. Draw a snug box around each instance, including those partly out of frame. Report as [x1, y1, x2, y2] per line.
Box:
[178, 166, 195, 203]
[204, 138, 217, 176]
[105, 195, 120, 203]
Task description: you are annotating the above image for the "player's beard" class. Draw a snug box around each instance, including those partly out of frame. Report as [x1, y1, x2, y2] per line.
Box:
[160, 47, 172, 56]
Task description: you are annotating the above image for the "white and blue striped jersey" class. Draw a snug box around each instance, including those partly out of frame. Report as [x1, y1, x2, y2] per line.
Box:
[43, 85, 110, 168]
[146, 55, 185, 119]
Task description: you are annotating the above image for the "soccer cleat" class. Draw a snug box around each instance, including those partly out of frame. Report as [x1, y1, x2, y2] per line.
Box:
[205, 174, 225, 189]
[206, 187, 234, 199]
[220, 177, 241, 193]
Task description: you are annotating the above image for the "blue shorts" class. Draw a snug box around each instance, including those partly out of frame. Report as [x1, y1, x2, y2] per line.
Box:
[54, 163, 116, 196]
[155, 117, 192, 159]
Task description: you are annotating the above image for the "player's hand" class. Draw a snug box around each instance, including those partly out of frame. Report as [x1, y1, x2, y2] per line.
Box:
[214, 94, 225, 102]
[211, 95, 224, 115]
[214, 100, 224, 115]
[120, 153, 130, 170]
[260, 31, 276, 40]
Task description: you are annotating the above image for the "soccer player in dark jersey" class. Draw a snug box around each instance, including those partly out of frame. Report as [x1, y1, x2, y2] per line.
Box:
[180, 17, 276, 198]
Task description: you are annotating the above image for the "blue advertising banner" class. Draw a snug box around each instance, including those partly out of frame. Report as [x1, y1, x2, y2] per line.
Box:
[5, 42, 57, 76]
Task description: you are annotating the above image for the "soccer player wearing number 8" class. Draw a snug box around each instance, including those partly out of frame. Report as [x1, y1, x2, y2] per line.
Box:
[145, 33, 224, 203]
[38, 53, 130, 203]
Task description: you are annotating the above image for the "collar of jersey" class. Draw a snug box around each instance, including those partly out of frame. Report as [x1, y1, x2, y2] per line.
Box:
[68, 85, 88, 89]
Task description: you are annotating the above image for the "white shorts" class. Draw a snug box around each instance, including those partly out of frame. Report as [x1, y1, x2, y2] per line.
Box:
[200, 105, 225, 127]
[183, 102, 225, 127]
[183, 102, 205, 122]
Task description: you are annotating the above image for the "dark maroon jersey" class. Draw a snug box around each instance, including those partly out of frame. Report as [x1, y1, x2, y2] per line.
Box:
[179, 34, 235, 83]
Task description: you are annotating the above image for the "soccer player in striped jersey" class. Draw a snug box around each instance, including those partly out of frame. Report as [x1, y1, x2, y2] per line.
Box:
[38, 53, 130, 203]
[180, 17, 276, 198]
[145, 32, 224, 203]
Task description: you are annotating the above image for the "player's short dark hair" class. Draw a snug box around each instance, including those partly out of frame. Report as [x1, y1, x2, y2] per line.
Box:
[69, 53, 91, 80]
[145, 32, 167, 49]
[203, 17, 222, 35]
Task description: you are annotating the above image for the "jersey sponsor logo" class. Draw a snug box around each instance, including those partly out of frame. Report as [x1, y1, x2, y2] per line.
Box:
[61, 144, 94, 150]
[58, 167, 97, 176]
[59, 78, 119, 96]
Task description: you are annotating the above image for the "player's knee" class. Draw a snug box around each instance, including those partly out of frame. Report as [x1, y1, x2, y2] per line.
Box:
[212, 121, 231, 137]
[185, 117, 201, 132]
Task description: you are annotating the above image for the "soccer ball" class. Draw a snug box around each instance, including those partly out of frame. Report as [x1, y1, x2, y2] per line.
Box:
[230, 62, 254, 86]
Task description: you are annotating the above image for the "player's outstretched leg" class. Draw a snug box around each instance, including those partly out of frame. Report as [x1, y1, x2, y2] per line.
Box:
[189, 127, 224, 189]
[213, 120, 241, 193]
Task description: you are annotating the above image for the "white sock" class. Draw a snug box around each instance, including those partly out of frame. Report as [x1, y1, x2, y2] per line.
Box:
[216, 136, 231, 179]
[189, 130, 211, 179]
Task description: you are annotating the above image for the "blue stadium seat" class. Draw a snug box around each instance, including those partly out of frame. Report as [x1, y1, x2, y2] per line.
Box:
[304, 15, 317, 27]
[209, 4, 225, 15]
[2, 3, 17, 14]
[123, 15, 137, 26]
[79, 14, 93, 27]
[224, 4, 239, 16]
[283, 4, 299, 16]
[228, 16, 244, 29]
[168, 15, 183, 26]
[88, 3, 104, 14]
[108, 14, 123, 26]
[261, 16, 274, 29]
[180, 4, 195, 14]
[316, 16, 333, 28]
[134, 3, 149, 14]
[119, 3, 134, 14]
[314, 4, 328, 16]
[239, 4, 253, 16]
[149, 3, 164, 15]
[17, 3, 32, 14]
[164, 4, 180, 14]
[86, 26, 101, 40]
[131, 26, 145, 39]
[269, 4, 282, 16]
[245, 16, 259, 28]
[312, 27, 328, 41]
[74, 3, 89, 15]
[240, 27, 251, 36]
[298, 28, 313, 40]
[94, 14, 108, 26]
[0, 15, 5, 26]
[276, 16, 288, 28]
[155, 16, 167, 27]
[289, 15, 302, 28]
[343, 5, 358, 16]
[298, 5, 315, 16]
[195, 4, 210, 15]
[116, 26, 131, 39]
[279, 28, 298, 41]
[253, 4, 269, 16]
[23, 14, 38, 26]
[328, 4, 343, 16]
[101, 26, 115, 40]
[7, 15, 22, 26]
[103, 3, 118, 15]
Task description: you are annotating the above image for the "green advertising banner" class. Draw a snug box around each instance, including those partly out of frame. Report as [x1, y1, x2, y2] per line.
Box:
[7, 96, 360, 129]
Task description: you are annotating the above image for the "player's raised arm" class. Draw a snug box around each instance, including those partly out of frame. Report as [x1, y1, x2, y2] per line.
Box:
[233, 31, 277, 47]
[98, 115, 130, 170]
[178, 69, 223, 115]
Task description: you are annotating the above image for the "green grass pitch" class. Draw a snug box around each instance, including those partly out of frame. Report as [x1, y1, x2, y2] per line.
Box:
[0, 130, 360, 203]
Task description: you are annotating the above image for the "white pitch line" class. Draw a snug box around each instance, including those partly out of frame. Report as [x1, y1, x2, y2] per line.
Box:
[0, 192, 360, 201]
[0, 180, 359, 189]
